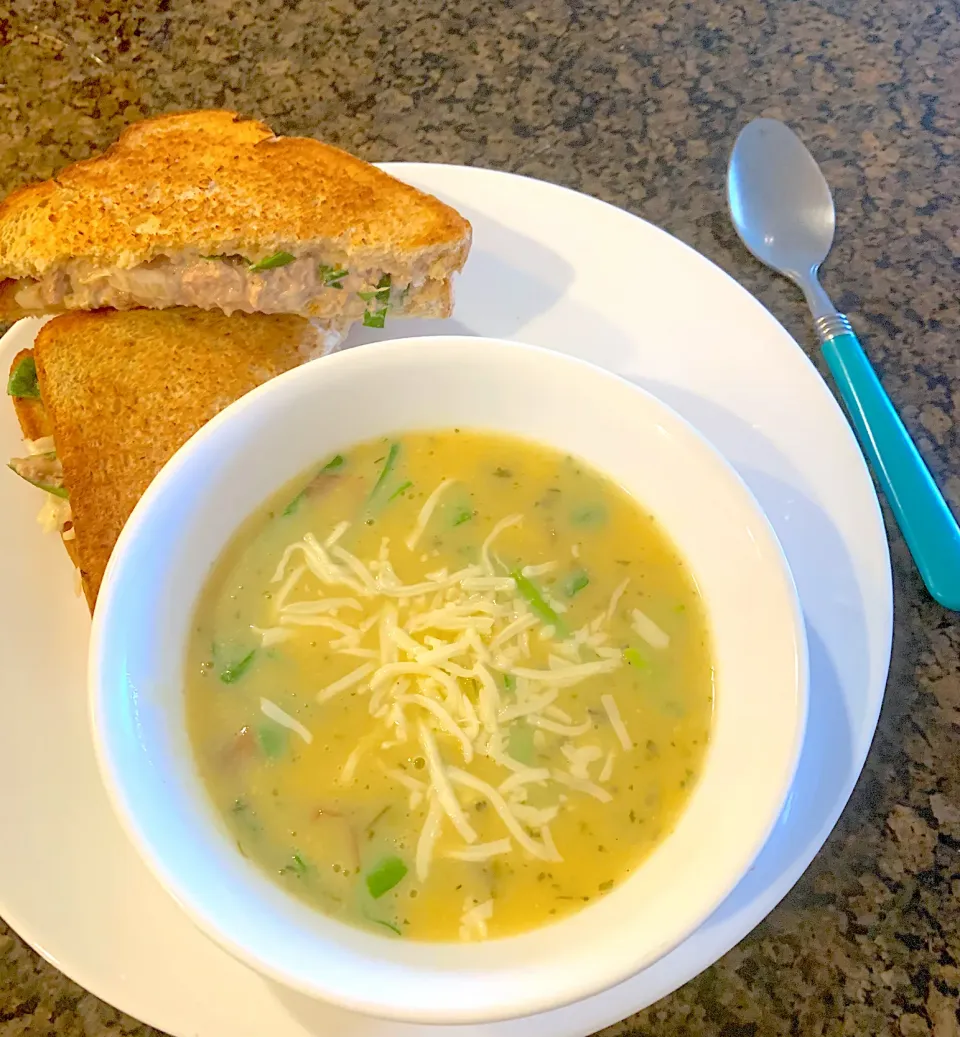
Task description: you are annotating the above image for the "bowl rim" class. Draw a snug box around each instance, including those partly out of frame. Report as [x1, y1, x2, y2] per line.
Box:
[89, 334, 809, 1024]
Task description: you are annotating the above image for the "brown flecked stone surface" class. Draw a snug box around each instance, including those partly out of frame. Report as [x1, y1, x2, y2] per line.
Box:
[1, 0, 959, 1034]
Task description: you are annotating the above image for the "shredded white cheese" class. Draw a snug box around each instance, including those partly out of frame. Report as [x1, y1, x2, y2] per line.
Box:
[601, 693, 633, 751]
[406, 478, 455, 551]
[459, 897, 494, 941]
[251, 625, 294, 648]
[605, 577, 631, 623]
[447, 767, 560, 861]
[419, 723, 477, 844]
[631, 608, 670, 649]
[447, 839, 512, 861]
[259, 698, 313, 744]
[316, 662, 375, 703]
[259, 508, 661, 882]
[415, 794, 444, 881]
[480, 514, 523, 574]
[552, 769, 613, 803]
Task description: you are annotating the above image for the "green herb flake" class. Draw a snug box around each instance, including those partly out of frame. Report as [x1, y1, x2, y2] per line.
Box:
[371, 918, 402, 936]
[366, 855, 408, 899]
[7, 355, 40, 399]
[452, 507, 473, 527]
[389, 479, 413, 501]
[220, 650, 256, 684]
[563, 570, 590, 597]
[248, 251, 296, 272]
[322, 453, 345, 472]
[319, 264, 348, 289]
[502, 673, 517, 693]
[570, 503, 607, 527]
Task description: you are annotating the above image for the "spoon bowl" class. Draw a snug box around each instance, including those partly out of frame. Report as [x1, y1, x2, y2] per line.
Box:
[728, 118, 836, 288]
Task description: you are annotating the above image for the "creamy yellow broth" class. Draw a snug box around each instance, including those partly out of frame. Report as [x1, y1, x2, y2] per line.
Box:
[185, 430, 713, 941]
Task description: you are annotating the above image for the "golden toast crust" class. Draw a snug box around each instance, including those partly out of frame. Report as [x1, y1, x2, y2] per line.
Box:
[0, 110, 471, 279]
[28, 307, 316, 609]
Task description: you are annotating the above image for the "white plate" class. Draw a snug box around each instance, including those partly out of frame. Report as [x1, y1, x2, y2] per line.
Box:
[0, 164, 892, 1037]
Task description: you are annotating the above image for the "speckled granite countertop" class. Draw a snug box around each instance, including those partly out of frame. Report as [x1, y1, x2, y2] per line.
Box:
[1, 0, 958, 1034]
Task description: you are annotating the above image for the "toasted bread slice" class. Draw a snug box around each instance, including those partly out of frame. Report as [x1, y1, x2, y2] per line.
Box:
[10, 307, 320, 610]
[0, 110, 471, 324]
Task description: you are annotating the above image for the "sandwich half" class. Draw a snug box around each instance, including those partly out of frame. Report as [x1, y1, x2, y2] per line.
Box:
[0, 110, 471, 332]
[7, 307, 323, 610]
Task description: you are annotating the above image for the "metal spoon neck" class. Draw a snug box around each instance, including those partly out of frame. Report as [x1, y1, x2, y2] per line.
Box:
[794, 268, 837, 325]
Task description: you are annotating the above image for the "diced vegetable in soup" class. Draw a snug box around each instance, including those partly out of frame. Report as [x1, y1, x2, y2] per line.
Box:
[185, 431, 713, 941]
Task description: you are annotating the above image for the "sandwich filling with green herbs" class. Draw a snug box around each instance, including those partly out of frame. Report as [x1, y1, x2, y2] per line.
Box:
[6, 355, 73, 535]
[13, 252, 410, 326]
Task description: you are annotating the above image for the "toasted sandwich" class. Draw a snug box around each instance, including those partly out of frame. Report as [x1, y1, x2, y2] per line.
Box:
[7, 307, 323, 610]
[0, 110, 471, 335]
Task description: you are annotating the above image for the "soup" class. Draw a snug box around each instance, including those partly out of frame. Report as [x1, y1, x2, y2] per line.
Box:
[185, 430, 713, 941]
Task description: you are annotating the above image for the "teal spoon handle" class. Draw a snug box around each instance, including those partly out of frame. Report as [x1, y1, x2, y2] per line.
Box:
[817, 313, 960, 610]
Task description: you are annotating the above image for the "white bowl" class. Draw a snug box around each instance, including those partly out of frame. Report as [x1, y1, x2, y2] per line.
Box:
[89, 335, 807, 1025]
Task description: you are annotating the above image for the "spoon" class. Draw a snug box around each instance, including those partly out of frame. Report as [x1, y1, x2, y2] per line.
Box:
[728, 117, 960, 610]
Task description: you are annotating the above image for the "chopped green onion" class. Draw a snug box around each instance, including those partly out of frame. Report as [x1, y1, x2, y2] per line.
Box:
[371, 918, 402, 936]
[283, 453, 345, 515]
[623, 646, 648, 670]
[361, 274, 391, 328]
[452, 506, 473, 527]
[248, 251, 296, 272]
[508, 723, 535, 764]
[563, 570, 590, 597]
[570, 504, 607, 527]
[502, 673, 517, 693]
[257, 723, 287, 758]
[220, 650, 256, 683]
[389, 480, 413, 501]
[282, 490, 306, 517]
[7, 355, 40, 399]
[318, 264, 348, 289]
[370, 442, 401, 498]
[282, 852, 308, 876]
[365, 855, 408, 899]
[358, 274, 392, 303]
[510, 570, 565, 635]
